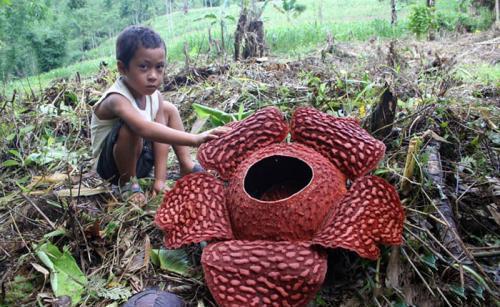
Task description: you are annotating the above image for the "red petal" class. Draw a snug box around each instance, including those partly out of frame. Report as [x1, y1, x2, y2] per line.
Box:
[227, 143, 347, 241]
[155, 173, 233, 248]
[291, 107, 386, 179]
[313, 176, 405, 260]
[197, 107, 289, 180]
[202, 240, 327, 307]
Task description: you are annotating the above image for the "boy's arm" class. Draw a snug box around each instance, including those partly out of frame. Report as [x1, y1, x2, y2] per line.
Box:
[152, 96, 168, 195]
[103, 94, 205, 146]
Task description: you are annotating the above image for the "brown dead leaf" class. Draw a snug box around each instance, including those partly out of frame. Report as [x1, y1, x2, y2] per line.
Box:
[127, 236, 151, 272]
[31, 172, 78, 185]
[487, 204, 500, 226]
[54, 186, 108, 197]
[31, 262, 49, 289]
[386, 246, 402, 289]
[84, 220, 102, 240]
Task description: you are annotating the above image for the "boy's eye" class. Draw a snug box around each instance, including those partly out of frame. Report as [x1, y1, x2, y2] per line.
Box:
[139, 64, 148, 70]
[156, 64, 165, 70]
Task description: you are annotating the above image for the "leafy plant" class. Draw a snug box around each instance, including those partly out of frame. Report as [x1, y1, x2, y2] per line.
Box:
[192, 103, 253, 126]
[194, 1, 235, 55]
[87, 277, 132, 301]
[2, 275, 34, 305]
[408, 5, 436, 39]
[274, 0, 307, 22]
[35, 243, 88, 305]
[304, 73, 329, 108]
[150, 248, 191, 276]
[1, 149, 25, 168]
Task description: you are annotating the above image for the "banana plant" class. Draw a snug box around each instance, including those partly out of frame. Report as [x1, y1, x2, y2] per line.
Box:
[192, 103, 254, 126]
[274, 0, 307, 22]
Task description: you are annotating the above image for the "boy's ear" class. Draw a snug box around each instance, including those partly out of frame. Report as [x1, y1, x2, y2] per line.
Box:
[117, 60, 127, 75]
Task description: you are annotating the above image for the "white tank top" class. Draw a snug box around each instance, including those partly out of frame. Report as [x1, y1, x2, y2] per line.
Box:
[90, 77, 160, 158]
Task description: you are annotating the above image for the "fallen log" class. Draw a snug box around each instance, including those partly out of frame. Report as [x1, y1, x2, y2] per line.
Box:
[424, 142, 466, 259]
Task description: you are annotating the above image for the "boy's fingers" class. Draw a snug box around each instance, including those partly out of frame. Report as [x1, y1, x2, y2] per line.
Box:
[198, 127, 232, 145]
[206, 133, 220, 140]
[212, 126, 232, 135]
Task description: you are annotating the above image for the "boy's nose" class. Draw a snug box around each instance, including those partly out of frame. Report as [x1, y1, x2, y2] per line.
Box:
[148, 72, 158, 81]
[148, 69, 160, 80]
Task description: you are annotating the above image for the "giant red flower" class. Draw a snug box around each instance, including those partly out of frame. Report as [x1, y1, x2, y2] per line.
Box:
[155, 107, 405, 306]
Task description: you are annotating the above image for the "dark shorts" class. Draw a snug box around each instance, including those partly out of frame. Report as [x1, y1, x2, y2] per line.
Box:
[97, 120, 154, 185]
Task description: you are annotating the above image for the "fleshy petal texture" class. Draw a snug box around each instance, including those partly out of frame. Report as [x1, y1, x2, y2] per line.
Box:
[202, 240, 327, 307]
[291, 107, 386, 179]
[227, 143, 347, 241]
[197, 107, 289, 180]
[313, 175, 405, 260]
[155, 173, 233, 248]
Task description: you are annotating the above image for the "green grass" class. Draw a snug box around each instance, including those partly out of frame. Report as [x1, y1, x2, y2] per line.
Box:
[3, 0, 491, 95]
[3, 57, 112, 96]
[455, 63, 500, 86]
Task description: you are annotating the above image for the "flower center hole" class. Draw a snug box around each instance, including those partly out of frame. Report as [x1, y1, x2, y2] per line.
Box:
[244, 155, 313, 201]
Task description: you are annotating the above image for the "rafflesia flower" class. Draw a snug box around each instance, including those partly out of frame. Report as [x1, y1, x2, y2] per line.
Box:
[155, 107, 405, 307]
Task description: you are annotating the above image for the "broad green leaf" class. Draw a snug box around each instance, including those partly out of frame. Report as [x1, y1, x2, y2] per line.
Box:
[8, 149, 21, 158]
[454, 264, 491, 292]
[1, 159, 20, 167]
[43, 228, 67, 239]
[450, 284, 466, 299]
[150, 248, 190, 276]
[487, 131, 500, 146]
[470, 136, 480, 147]
[64, 91, 77, 103]
[6, 133, 16, 141]
[373, 168, 390, 175]
[35, 243, 87, 305]
[237, 103, 245, 120]
[422, 254, 437, 270]
[192, 103, 232, 125]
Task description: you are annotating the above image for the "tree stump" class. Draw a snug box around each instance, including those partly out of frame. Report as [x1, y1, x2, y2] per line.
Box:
[234, 6, 266, 61]
[365, 87, 397, 140]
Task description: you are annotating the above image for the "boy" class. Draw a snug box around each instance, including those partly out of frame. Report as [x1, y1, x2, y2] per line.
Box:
[91, 26, 227, 204]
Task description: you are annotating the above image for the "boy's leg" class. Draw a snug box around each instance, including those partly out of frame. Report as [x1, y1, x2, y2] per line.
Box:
[113, 123, 145, 201]
[97, 121, 146, 203]
[162, 101, 196, 175]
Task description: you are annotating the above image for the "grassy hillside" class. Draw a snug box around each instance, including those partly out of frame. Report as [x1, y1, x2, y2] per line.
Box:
[2, 0, 493, 95]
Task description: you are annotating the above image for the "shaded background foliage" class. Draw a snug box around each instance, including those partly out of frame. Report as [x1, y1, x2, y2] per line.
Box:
[0, 0, 237, 81]
[0, 0, 496, 83]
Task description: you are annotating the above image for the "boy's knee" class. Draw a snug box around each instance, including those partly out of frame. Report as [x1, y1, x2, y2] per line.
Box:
[162, 101, 180, 117]
[117, 123, 140, 143]
[115, 124, 143, 157]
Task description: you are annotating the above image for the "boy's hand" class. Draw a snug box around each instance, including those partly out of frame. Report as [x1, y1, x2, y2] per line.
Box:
[194, 126, 232, 146]
[152, 179, 166, 197]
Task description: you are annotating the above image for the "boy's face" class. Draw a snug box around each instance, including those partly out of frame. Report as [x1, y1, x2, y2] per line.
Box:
[118, 46, 166, 96]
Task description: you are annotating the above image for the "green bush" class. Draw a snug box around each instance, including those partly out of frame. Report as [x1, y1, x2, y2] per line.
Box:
[29, 28, 67, 73]
[435, 11, 458, 31]
[408, 5, 436, 39]
[436, 7, 494, 33]
[460, 7, 494, 31]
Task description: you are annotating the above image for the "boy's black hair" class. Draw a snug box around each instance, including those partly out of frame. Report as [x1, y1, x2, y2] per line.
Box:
[116, 25, 166, 68]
